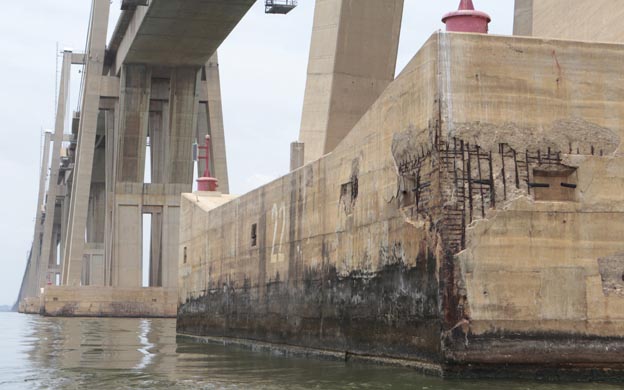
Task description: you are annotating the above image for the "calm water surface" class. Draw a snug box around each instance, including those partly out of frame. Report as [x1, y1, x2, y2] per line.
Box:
[0, 312, 621, 389]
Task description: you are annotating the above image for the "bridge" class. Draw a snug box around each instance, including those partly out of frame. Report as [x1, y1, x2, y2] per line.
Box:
[15, 0, 405, 316]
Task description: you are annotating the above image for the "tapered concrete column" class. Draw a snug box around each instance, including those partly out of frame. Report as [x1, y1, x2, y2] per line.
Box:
[513, 0, 533, 36]
[117, 65, 151, 183]
[198, 53, 229, 193]
[22, 131, 52, 298]
[62, 0, 110, 286]
[299, 0, 404, 164]
[37, 50, 72, 290]
[166, 67, 201, 185]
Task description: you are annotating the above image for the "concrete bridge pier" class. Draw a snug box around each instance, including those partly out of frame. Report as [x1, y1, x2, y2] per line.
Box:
[18, 0, 249, 316]
[25, 131, 52, 298]
[61, 0, 110, 287]
[106, 64, 201, 289]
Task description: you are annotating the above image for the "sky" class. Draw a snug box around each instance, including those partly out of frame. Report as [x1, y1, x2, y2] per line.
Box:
[0, 1, 514, 306]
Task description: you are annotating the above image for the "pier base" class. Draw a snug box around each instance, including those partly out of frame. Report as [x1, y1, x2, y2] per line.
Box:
[41, 286, 176, 318]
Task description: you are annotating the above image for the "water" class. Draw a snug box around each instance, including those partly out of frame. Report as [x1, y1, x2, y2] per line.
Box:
[0, 313, 620, 390]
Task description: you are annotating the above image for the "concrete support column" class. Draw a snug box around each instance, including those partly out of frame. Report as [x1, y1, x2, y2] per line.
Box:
[108, 65, 151, 288]
[112, 196, 142, 287]
[117, 65, 152, 183]
[513, 0, 624, 42]
[62, 0, 110, 286]
[88, 136, 106, 245]
[149, 108, 167, 184]
[149, 208, 163, 287]
[37, 50, 71, 290]
[166, 67, 201, 186]
[59, 186, 70, 280]
[290, 142, 305, 171]
[161, 203, 180, 288]
[23, 131, 52, 298]
[513, 0, 533, 36]
[299, 0, 404, 164]
[104, 108, 117, 286]
[198, 53, 229, 193]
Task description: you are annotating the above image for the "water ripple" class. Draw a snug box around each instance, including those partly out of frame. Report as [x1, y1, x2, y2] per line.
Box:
[0, 313, 621, 390]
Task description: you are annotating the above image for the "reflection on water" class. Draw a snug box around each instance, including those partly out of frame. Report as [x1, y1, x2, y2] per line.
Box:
[0, 312, 621, 389]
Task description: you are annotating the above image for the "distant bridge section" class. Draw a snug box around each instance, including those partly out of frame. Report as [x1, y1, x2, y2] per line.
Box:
[110, 0, 257, 74]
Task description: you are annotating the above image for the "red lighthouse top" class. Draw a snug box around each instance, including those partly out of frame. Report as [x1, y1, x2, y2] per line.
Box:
[442, 0, 491, 34]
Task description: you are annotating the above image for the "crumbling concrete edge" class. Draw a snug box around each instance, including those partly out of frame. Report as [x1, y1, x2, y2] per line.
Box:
[176, 333, 444, 376]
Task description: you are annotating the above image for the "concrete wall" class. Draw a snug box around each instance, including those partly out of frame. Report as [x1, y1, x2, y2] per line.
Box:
[514, 0, 624, 42]
[42, 286, 177, 317]
[179, 33, 624, 377]
[180, 35, 441, 363]
[435, 34, 624, 373]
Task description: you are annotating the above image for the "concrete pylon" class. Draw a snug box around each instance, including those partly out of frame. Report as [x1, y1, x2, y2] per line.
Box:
[105, 64, 202, 288]
[38, 50, 72, 291]
[62, 0, 110, 286]
[298, 0, 404, 164]
[22, 131, 52, 299]
[514, 0, 624, 42]
[198, 52, 230, 194]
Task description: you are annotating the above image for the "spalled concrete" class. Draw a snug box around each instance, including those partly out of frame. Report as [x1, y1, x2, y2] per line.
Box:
[178, 32, 624, 379]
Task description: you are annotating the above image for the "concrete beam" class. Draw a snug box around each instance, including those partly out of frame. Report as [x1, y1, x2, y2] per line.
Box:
[112, 0, 256, 75]
[100, 76, 120, 98]
[71, 52, 86, 65]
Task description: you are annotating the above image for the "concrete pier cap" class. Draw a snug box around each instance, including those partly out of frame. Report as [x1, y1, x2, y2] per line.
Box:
[442, 0, 491, 34]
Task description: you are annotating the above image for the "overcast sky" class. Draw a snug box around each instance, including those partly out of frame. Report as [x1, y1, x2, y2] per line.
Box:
[0, 1, 513, 306]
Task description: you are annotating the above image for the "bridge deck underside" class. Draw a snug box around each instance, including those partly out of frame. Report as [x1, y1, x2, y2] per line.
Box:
[118, 0, 256, 68]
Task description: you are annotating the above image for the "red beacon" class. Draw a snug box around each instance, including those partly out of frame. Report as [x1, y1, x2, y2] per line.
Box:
[442, 0, 491, 34]
[196, 135, 219, 192]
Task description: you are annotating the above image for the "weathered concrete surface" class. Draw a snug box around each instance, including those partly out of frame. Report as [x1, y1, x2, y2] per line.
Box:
[434, 33, 624, 379]
[180, 33, 441, 365]
[12, 0, 235, 318]
[42, 286, 177, 317]
[514, 0, 624, 42]
[298, 0, 404, 164]
[179, 32, 624, 379]
[111, 0, 256, 73]
[19, 297, 42, 315]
